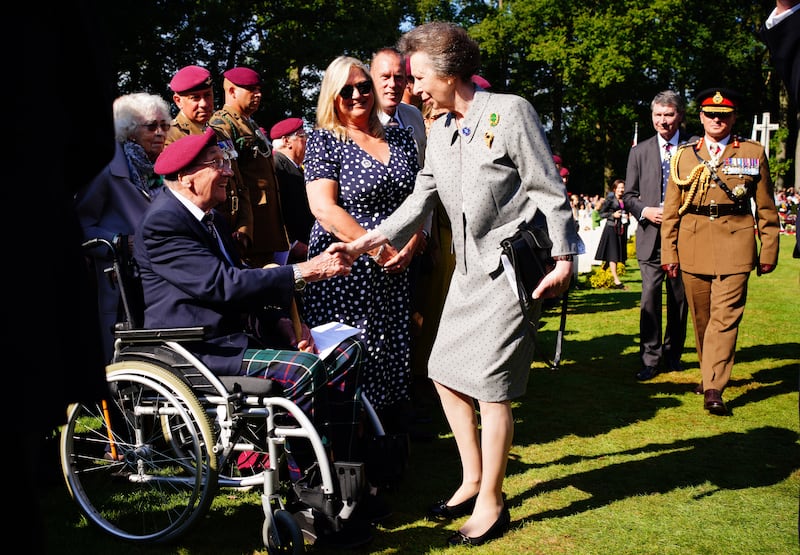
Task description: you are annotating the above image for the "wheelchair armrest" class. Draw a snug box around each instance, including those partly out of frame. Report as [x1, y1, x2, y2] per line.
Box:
[114, 326, 209, 342]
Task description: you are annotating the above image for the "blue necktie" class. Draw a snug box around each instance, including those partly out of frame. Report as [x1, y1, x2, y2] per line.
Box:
[203, 213, 234, 265]
[661, 143, 672, 202]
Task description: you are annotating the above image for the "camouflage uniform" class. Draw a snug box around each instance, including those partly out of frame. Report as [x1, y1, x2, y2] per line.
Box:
[210, 107, 288, 267]
[167, 111, 253, 244]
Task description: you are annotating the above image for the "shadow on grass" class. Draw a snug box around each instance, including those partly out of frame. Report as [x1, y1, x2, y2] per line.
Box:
[510, 425, 799, 522]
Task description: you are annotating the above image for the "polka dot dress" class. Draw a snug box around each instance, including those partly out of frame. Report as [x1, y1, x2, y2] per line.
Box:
[302, 128, 420, 410]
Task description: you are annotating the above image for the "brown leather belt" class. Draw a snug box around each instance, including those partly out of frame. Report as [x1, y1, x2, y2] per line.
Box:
[685, 203, 750, 217]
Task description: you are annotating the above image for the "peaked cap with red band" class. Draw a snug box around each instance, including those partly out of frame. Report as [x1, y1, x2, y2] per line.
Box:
[696, 87, 741, 113]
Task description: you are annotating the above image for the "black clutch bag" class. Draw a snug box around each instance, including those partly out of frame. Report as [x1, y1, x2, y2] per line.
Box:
[500, 221, 554, 318]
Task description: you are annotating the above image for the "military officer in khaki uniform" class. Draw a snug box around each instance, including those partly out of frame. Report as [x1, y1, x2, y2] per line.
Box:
[661, 88, 780, 415]
[209, 67, 289, 267]
[166, 65, 253, 255]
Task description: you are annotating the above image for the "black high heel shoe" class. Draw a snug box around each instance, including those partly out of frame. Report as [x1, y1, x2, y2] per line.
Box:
[428, 493, 478, 520]
[446, 504, 511, 547]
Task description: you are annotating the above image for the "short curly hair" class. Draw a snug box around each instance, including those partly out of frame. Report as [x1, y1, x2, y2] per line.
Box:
[397, 21, 481, 83]
[112, 92, 171, 143]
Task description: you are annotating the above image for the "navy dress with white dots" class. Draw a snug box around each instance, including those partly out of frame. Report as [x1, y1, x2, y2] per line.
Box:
[302, 127, 420, 410]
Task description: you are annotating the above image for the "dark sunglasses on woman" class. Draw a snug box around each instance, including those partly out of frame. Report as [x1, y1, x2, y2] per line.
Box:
[339, 81, 373, 100]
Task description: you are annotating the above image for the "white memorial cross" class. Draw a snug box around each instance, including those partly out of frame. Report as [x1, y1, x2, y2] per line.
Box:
[750, 112, 779, 157]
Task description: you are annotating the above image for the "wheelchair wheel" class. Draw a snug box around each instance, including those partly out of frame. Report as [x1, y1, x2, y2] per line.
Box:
[60, 362, 218, 544]
[264, 509, 305, 554]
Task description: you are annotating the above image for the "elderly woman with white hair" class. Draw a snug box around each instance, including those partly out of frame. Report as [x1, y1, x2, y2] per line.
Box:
[74, 92, 172, 363]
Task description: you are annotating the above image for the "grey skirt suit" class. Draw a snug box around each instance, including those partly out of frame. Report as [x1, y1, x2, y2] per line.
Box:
[377, 90, 581, 402]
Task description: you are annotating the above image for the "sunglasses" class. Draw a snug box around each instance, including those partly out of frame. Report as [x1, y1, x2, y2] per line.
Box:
[339, 81, 373, 100]
[140, 121, 172, 132]
[702, 111, 733, 119]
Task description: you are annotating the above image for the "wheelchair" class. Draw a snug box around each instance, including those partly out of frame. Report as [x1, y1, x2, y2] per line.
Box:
[60, 235, 409, 552]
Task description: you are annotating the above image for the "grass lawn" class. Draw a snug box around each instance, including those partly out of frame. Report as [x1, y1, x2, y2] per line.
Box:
[40, 238, 799, 554]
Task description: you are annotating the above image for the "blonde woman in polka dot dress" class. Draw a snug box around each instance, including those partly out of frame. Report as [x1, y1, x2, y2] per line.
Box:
[303, 56, 423, 429]
[336, 23, 581, 547]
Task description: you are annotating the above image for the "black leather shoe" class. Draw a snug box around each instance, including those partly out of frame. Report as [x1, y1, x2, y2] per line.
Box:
[446, 505, 511, 547]
[428, 494, 478, 520]
[636, 366, 659, 381]
[666, 358, 683, 372]
[693, 383, 703, 395]
[704, 389, 727, 415]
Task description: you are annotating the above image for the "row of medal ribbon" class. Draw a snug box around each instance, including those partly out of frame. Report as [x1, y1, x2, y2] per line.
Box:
[721, 158, 760, 175]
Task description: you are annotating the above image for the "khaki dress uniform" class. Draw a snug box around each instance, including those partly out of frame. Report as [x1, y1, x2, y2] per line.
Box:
[166, 111, 253, 243]
[661, 135, 780, 395]
[210, 106, 289, 267]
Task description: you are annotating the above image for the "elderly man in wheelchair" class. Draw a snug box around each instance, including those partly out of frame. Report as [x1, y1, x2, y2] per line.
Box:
[61, 129, 402, 552]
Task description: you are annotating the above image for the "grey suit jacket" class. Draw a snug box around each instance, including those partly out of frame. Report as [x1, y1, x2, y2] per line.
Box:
[378, 90, 581, 275]
[623, 132, 690, 260]
[381, 103, 427, 166]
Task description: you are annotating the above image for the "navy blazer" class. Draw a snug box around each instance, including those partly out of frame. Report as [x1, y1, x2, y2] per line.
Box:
[75, 142, 156, 248]
[759, 8, 799, 105]
[135, 189, 295, 375]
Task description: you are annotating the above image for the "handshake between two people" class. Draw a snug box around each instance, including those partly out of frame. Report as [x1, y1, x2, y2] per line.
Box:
[321, 231, 573, 301]
[300, 229, 408, 281]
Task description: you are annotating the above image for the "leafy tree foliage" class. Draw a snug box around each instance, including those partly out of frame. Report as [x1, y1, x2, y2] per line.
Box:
[100, 0, 413, 127]
[100, 0, 793, 192]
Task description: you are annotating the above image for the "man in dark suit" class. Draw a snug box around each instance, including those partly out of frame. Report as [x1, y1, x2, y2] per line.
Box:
[759, 0, 799, 258]
[623, 90, 689, 381]
[135, 128, 364, 462]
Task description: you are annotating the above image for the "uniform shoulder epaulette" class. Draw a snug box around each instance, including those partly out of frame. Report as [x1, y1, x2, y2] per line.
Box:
[737, 136, 760, 146]
[678, 139, 700, 150]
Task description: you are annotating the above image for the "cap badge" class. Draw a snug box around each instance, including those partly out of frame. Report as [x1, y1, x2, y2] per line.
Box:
[712, 91, 724, 104]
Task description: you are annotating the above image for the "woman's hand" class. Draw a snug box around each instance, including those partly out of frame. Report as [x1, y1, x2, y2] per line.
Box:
[532, 260, 573, 300]
[376, 228, 426, 273]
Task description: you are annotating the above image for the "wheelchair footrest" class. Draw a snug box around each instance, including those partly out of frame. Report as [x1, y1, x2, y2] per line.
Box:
[334, 461, 366, 506]
[292, 464, 340, 519]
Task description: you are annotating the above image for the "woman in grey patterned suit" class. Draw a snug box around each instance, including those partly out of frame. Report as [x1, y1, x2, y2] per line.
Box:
[335, 22, 581, 546]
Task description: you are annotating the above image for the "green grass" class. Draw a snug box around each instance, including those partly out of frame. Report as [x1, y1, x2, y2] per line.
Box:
[41, 239, 799, 554]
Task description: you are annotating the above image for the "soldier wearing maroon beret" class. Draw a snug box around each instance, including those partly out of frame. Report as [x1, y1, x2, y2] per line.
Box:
[661, 87, 781, 415]
[210, 67, 289, 267]
[166, 66, 214, 144]
[166, 65, 254, 255]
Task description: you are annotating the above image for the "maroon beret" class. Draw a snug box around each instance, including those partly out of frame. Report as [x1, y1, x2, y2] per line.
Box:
[471, 74, 491, 89]
[559, 167, 570, 177]
[154, 128, 218, 176]
[552, 155, 563, 165]
[270, 117, 304, 140]
[169, 65, 212, 94]
[223, 67, 262, 87]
